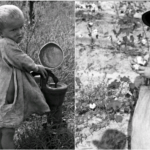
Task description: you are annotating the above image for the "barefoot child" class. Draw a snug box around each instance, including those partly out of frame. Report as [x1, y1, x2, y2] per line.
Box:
[0, 5, 50, 149]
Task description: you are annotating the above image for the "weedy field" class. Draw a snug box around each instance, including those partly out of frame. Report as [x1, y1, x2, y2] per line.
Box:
[75, 1, 150, 149]
[0, 1, 75, 149]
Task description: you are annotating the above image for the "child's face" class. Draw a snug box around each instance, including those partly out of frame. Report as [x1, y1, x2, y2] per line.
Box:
[1, 17, 24, 43]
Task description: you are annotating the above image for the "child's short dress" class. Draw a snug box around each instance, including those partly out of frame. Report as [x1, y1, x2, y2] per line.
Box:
[0, 38, 50, 128]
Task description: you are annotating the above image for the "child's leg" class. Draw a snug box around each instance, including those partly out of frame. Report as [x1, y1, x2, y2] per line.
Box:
[49, 106, 62, 124]
[1, 128, 15, 149]
[0, 128, 3, 149]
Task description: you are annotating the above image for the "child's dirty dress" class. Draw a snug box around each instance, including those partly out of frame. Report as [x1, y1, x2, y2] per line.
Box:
[0, 38, 50, 128]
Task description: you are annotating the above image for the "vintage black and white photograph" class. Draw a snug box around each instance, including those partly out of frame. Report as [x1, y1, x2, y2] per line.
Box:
[2, 0, 150, 149]
[0, 1, 74, 149]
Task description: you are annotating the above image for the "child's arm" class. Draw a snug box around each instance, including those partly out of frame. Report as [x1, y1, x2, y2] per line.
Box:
[1, 39, 47, 78]
[136, 66, 150, 78]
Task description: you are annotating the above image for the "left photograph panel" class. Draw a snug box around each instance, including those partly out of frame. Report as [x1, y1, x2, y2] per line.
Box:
[0, 1, 75, 149]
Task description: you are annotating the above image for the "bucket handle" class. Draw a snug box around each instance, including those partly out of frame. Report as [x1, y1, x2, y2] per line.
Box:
[31, 69, 59, 88]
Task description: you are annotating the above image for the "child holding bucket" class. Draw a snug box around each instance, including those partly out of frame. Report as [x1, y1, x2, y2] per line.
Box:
[0, 5, 50, 149]
[131, 10, 150, 149]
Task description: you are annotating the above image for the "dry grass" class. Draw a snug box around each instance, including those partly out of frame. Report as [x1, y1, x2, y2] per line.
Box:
[0, 1, 75, 149]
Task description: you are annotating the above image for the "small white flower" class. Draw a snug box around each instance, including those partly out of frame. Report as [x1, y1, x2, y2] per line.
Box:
[141, 38, 147, 45]
[88, 22, 93, 27]
[89, 103, 96, 109]
[117, 40, 122, 45]
[114, 97, 118, 101]
[136, 56, 143, 64]
[93, 29, 98, 34]
[133, 64, 140, 70]
[136, 56, 146, 65]
[93, 29, 98, 38]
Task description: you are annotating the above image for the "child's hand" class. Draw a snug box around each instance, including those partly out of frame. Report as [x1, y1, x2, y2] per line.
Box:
[137, 66, 150, 78]
[134, 75, 145, 88]
[36, 65, 48, 79]
[131, 56, 147, 71]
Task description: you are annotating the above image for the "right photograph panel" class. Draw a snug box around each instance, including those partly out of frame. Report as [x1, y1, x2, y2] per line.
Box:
[75, 1, 150, 149]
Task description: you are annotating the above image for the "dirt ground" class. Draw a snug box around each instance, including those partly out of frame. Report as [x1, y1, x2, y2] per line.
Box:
[76, 26, 133, 150]
[76, 9, 138, 86]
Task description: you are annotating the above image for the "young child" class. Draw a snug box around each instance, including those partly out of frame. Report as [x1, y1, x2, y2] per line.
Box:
[0, 5, 50, 149]
[131, 10, 150, 149]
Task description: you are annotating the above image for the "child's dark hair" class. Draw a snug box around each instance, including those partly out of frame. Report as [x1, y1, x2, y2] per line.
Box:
[93, 129, 127, 149]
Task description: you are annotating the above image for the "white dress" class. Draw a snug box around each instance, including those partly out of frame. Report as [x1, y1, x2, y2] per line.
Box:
[131, 85, 150, 149]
